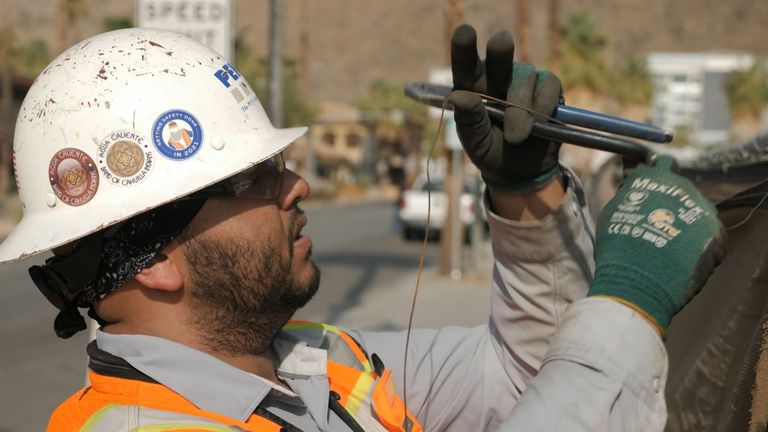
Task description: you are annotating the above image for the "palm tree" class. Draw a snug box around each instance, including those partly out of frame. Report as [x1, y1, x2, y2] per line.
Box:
[57, 0, 88, 53]
[558, 13, 610, 95]
[724, 63, 768, 141]
[613, 57, 652, 106]
[555, 13, 612, 183]
[611, 56, 653, 125]
[725, 64, 768, 119]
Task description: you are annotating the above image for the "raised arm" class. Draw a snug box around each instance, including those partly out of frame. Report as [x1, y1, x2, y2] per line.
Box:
[355, 25, 595, 431]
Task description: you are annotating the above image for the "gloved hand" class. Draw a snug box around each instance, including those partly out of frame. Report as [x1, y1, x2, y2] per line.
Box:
[449, 24, 563, 192]
[588, 156, 727, 334]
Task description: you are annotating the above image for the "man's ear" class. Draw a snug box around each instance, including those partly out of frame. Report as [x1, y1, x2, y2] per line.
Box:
[134, 253, 184, 292]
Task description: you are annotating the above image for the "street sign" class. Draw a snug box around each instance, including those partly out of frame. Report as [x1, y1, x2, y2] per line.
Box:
[136, 0, 234, 61]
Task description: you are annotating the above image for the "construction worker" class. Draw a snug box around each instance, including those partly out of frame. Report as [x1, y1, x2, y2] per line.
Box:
[0, 24, 724, 431]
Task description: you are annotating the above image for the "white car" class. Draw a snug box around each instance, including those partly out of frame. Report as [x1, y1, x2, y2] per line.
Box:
[398, 175, 485, 240]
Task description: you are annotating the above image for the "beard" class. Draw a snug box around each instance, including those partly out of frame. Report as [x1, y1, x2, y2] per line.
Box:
[181, 229, 320, 356]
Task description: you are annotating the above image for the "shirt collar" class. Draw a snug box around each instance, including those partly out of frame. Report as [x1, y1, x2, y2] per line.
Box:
[95, 330, 328, 422]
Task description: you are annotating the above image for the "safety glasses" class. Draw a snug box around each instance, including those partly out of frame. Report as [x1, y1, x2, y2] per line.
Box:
[193, 153, 286, 201]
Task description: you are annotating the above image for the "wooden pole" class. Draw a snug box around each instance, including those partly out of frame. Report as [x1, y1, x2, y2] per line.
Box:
[516, 0, 530, 61]
[548, 0, 560, 69]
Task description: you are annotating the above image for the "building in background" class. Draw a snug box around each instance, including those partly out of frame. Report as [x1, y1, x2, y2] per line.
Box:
[648, 52, 754, 146]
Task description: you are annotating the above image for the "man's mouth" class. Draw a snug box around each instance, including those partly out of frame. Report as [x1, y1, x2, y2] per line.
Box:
[292, 216, 312, 250]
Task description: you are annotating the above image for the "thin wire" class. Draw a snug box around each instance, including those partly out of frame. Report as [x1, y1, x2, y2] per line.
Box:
[399, 90, 561, 420]
[479, 92, 569, 126]
[398, 88, 620, 420]
[725, 189, 768, 230]
[402, 96, 449, 420]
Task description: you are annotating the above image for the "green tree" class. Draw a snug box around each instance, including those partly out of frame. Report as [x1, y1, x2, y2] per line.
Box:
[234, 38, 314, 127]
[558, 13, 611, 94]
[613, 56, 653, 107]
[724, 63, 768, 119]
[58, 0, 88, 51]
[355, 79, 426, 127]
[104, 17, 133, 32]
[12, 38, 49, 78]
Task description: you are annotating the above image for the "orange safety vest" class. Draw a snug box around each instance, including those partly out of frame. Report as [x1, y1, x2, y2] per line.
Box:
[48, 321, 423, 432]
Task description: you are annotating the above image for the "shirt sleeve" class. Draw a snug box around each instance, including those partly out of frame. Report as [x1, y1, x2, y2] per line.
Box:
[498, 297, 668, 432]
[352, 173, 597, 431]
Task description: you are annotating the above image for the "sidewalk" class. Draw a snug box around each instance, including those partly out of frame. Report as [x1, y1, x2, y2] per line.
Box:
[320, 241, 494, 332]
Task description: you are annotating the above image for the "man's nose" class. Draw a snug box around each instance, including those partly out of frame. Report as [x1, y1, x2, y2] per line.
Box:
[278, 169, 310, 210]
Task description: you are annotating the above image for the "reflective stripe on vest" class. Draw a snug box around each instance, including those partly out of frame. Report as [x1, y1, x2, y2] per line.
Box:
[48, 372, 282, 432]
[49, 321, 423, 432]
[283, 321, 423, 432]
[83, 404, 246, 432]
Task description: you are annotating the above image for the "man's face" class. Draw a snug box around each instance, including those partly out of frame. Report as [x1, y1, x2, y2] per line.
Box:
[178, 166, 320, 354]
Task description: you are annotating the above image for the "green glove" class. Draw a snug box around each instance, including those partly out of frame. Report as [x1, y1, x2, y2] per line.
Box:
[588, 156, 727, 333]
[448, 24, 563, 192]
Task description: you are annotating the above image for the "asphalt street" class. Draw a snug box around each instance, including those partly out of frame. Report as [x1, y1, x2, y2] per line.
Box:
[0, 200, 451, 431]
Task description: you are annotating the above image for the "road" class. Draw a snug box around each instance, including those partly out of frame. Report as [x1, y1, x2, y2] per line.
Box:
[0, 200, 444, 431]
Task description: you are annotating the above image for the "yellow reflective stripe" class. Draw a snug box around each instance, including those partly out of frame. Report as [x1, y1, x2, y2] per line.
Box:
[283, 320, 337, 333]
[284, 321, 373, 373]
[345, 372, 375, 416]
[80, 403, 123, 432]
[130, 424, 235, 432]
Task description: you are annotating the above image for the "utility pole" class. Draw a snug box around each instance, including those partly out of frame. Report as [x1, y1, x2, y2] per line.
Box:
[516, 0, 530, 61]
[440, 0, 464, 279]
[298, 0, 310, 100]
[444, 0, 463, 64]
[548, 0, 560, 70]
[298, 0, 315, 183]
[268, 0, 284, 128]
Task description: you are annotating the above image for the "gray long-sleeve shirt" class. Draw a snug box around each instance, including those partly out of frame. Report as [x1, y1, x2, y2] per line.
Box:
[92, 183, 668, 431]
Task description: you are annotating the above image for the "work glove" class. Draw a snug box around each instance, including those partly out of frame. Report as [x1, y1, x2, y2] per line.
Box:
[449, 24, 563, 192]
[588, 156, 727, 334]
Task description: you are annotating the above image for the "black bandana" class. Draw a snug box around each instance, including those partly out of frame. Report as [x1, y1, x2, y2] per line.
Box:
[30, 198, 207, 338]
[81, 201, 201, 305]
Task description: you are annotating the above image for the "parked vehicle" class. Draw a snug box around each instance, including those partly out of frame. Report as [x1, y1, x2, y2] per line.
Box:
[398, 175, 486, 240]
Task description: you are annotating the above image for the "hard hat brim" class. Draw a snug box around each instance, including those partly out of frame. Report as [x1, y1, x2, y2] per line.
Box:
[0, 126, 308, 264]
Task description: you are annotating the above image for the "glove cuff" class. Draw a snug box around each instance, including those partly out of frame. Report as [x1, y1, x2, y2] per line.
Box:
[482, 166, 560, 194]
[588, 264, 679, 331]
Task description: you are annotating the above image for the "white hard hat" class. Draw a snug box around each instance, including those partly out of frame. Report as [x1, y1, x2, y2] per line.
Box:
[0, 28, 307, 263]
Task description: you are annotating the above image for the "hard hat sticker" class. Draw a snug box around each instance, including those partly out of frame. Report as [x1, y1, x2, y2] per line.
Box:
[152, 110, 203, 160]
[98, 130, 154, 186]
[213, 62, 257, 110]
[48, 148, 99, 206]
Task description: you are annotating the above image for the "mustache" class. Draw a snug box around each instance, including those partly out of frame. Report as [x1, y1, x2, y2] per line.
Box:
[287, 208, 308, 253]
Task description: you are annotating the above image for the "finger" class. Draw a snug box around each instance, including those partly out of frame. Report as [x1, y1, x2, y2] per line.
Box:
[485, 31, 515, 100]
[451, 24, 484, 91]
[504, 73, 537, 144]
[530, 72, 562, 121]
[448, 90, 494, 155]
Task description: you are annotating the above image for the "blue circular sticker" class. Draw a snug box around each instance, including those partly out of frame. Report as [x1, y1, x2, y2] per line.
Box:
[151, 109, 203, 160]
